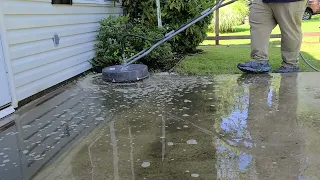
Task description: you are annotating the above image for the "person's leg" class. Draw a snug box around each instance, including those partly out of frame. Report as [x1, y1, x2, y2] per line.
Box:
[271, 1, 307, 73]
[238, 0, 277, 73]
[250, 0, 277, 61]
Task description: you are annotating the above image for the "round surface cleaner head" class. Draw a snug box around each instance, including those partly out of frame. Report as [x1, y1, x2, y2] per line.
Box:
[102, 64, 149, 83]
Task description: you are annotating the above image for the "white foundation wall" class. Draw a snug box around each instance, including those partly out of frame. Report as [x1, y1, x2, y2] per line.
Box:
[1, 0, 122, 101]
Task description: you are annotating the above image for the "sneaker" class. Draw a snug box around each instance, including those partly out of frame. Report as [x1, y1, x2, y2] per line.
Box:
[237, 61, 271, 73]
[273, 66, 301, 73]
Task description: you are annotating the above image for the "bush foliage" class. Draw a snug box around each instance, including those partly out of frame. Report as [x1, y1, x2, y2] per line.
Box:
[122, 0, 213, 53]
[209, 1, 249, 33]
[90, 16, 173, 70]
[91, 0, 218, 70]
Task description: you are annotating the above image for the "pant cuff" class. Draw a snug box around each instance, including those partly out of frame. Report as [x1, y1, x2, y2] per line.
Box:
[252, 59, 269, 62]
[282, 61, 298, 68]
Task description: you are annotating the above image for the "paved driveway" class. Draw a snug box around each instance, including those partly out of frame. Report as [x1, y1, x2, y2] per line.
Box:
[1, 73, 320, 180]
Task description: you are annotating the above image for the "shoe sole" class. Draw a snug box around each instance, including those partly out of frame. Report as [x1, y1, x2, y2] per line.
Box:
[237, 65, 271, 74]
[272, 70, 301, 73]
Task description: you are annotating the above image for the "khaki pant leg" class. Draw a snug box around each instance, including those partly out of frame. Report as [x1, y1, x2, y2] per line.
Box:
[250, 0, 277, 61]
[270, 1, 307, 67]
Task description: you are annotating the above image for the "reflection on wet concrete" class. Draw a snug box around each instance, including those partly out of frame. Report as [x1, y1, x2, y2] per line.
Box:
[1, 73, 320, 180]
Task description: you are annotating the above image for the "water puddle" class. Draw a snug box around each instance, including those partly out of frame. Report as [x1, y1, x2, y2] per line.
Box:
[1, 73, 320, 180]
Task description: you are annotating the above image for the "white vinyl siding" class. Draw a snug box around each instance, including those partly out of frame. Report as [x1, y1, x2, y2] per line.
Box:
[1, 0, 122, 101]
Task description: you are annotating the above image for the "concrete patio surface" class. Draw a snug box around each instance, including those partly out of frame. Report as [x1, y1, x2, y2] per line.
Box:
[1, 72, 320, 180]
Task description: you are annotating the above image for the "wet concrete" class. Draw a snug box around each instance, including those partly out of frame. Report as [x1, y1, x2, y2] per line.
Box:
[1, 72, 320, 180]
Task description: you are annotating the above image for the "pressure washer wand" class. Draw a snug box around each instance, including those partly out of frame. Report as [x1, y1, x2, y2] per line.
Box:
[121, 0, 238, 69]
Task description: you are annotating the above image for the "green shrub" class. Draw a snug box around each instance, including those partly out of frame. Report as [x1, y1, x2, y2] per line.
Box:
[128, 23, 174, 70]
[122, 0, 213, 53]
[91, 16, 129, 68]
[90, 16, 173, 70]
[209, 1, 249, 33]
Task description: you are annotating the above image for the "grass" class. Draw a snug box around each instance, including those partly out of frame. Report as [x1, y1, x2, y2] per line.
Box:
[175, 15, 320, 74]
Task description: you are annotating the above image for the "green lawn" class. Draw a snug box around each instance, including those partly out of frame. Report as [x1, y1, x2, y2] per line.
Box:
[175, 15, 320, 74]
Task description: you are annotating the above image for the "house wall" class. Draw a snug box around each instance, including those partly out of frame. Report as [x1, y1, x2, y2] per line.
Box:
[0, 0, 122, 103]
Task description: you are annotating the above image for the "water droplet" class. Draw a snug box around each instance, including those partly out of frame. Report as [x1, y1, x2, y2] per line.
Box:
[23, 150, 29, 154]
[183, 114, 189, 117]
[3, 159, 10, 163]
[168, 142, 174, 146]
[183, 125, 189, 128]
[141, 162, 150, 168]
[22, 125, 32, 129]
[191, 174, 199, 178]
[95, 117, 104, 121]
[187, 140, 197, 145]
